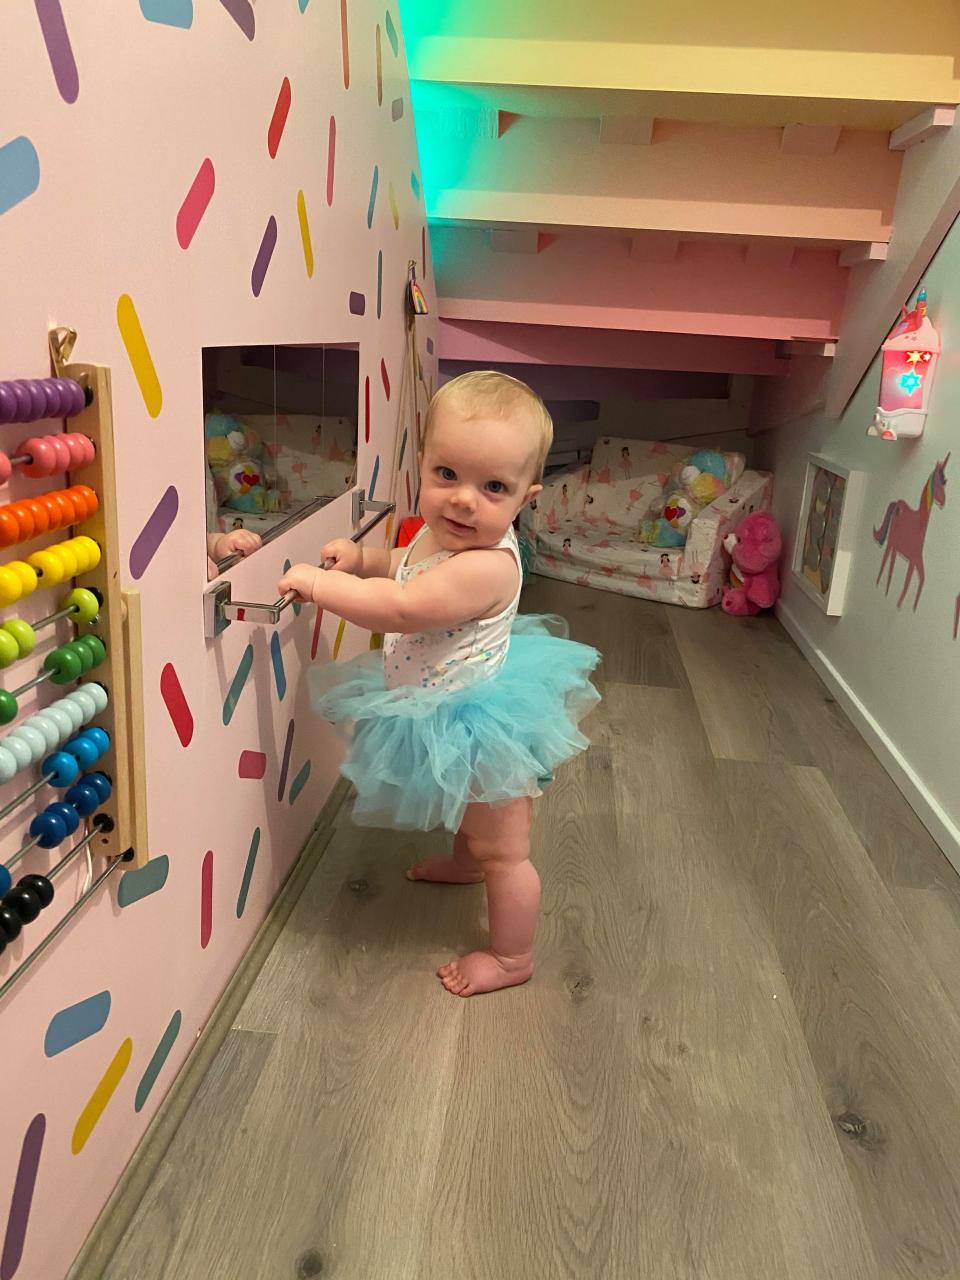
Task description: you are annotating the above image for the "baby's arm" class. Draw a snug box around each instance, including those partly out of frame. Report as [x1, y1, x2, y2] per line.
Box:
[278, 550, 517, 634]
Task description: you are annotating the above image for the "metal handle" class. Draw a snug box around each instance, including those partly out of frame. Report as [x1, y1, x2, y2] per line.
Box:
[215, 492, 336, 571]
[204, 492, 395, 638]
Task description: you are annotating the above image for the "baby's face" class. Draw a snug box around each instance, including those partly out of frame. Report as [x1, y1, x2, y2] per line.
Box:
[419, 405, 542, 551]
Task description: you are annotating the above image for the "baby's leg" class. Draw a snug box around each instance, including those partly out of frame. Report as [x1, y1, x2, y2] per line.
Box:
[406, 827, 484, 884]
[438, 797, 538, 997]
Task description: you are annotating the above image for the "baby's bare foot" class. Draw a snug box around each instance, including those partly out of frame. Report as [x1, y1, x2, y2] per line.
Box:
[406, 855, 483, 884]
[437, 950, 533, 997]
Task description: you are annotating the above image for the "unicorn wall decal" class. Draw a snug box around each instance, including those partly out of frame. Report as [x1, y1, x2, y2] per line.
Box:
[874, 454, 949, 610]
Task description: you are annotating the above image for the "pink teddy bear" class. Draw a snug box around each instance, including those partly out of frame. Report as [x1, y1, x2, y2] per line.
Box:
[721, 511, 782, 616]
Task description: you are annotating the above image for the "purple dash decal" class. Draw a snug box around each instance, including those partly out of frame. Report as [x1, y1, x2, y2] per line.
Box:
[129, 486, 179, 580]
[251, 216, 277, 297]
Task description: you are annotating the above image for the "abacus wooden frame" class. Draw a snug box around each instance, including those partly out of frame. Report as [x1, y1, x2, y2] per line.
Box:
[61, 360, 150, 867]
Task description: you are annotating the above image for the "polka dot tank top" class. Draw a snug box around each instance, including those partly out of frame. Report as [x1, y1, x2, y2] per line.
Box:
[382, 525, 523, 692]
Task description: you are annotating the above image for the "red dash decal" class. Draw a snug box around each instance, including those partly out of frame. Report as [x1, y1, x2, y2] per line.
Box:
[326, 115, 336, 206]
[200, 850, 213, 949]
[267, 77, 292, 158]
[405, 470, 411, 509]
[311, 608, 324, 660]
[364, 375, 371, 443]
[238, 751, 266, 780]
[380, 358, 390, 400]
[160, 662, 193, 747]
[176, 158, 215, 249]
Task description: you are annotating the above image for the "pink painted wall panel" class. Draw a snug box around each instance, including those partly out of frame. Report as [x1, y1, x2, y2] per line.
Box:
[0, 5, 435, 1278]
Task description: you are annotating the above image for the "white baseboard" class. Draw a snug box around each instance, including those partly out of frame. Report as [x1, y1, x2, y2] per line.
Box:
[776, 599, 960, 875]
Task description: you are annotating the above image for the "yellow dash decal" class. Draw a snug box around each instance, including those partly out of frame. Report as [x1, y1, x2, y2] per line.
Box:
[388, 182, 399, 230]
[72, 1038, 133, 1154]
[117, 295, 162, 418]
[297, 190, 314, 278]
[333, 618, 346, 660]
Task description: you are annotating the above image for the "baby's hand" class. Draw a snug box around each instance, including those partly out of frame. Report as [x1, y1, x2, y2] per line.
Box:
[320, 537, 361, 574]
[218, 529, 262, 559]
[278, 562, 321, 603]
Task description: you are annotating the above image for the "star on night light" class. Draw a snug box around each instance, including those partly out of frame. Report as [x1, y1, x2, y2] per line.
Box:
[900, 370, 922, 394]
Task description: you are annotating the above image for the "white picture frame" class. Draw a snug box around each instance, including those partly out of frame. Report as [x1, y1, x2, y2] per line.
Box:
[791, 454, 865, 616]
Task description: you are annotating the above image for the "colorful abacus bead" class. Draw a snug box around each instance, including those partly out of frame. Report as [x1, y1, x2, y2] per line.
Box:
[0, 487, 100, 548]
[0, 865, 11, 896]
[0, 377, 87, 425]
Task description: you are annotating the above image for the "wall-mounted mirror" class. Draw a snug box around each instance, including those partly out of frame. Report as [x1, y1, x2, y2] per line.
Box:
[202, 343, 359, 573]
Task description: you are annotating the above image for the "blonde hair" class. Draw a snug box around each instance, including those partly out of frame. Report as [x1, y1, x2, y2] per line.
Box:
[422, 370, 553, 481]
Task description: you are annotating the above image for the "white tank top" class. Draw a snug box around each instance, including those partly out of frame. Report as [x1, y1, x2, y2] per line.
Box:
[382, 525, 522, 692]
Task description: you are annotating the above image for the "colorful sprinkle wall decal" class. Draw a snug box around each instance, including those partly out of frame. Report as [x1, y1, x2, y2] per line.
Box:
[366, 165, 379, 229]
[72, 1040, 133, 1155]
[311, 608, 323, 660]
[349, 291, 366, 316]
[139, 0, 193, 29]
[380, 358, 391, 399]
[218, 0, 254, 39]
[391, 97, 404, 122]
[129, 486, 178, 579]
[268, 77, 292, 158]
[159, 662, 193, 747]
[289, 760, 311, 804]
[385, 8, 398, 56]
[278, 718, 295, 800]
[369, 455, 381, 501]
[376, 26, 383, 106]
[340, 0, 350, 89]
[0, 137, 40, 218]
[251, 215, 278, 297]
[298, 0, 310, 10]
[364, 375, 371, 442]
[200, 850, 213, 949]
[326, 115, 336, 206]
[388, 182, 399, 229]
[426, 336, 434, 355]
[34, 0, 79, 104]
[223, 643, 254, 725]
[377, 250, 383, 319]
[135, 1011, 181, 1113]
[176, 158, 215, 250]
[398, 427, 407, 469]
[332, 618, 346, 660]
[238, 750, 266, 779]
[117, 294, 162, 418]
[1, 1115, 45, 1280]
[369, 632, 383, 650]
[118, 855, 169, 908]
[270, 631, 287, 701]
[411, 171, 421, 201]
[405, 469, 411, 509]
[236, 827, 260, 917]
[297, 190, 314, 278]
[44, 992, 111, 1058]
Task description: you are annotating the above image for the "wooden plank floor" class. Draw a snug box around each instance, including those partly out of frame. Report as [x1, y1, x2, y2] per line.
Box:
[102, 581, 960, 1280]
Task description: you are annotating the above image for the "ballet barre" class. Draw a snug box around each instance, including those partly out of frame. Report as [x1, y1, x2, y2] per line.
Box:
[205, 488, 394, 637]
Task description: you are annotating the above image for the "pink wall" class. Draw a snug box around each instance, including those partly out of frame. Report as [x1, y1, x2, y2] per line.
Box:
[0, 6, 434, 1278]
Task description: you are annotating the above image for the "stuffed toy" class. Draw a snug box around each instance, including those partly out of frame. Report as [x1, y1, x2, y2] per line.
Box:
[205, 412, 281, 515]
[721, 511, 782, 615]
[640, 448, 730, 548]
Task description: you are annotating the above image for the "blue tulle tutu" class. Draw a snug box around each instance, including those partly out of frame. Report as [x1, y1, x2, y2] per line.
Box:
[309, 614, 601, 832]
